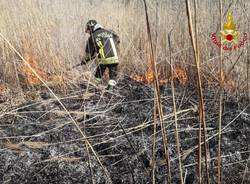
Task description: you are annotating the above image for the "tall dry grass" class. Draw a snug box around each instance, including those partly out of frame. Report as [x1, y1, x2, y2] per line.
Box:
[0, 0, 249, 96]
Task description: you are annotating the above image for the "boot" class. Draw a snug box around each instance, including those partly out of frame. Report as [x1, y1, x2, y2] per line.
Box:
[106, 79, 117, 90]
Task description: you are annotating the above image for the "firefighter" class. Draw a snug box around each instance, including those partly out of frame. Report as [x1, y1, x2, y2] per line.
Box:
[81, 19, 120, 90]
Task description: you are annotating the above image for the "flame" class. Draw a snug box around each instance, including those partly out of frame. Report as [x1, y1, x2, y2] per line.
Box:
[145, 63, 154, 84]
[131, 65, 188, 86]
[171, 67, 188, 85]
[20, 44, 64, 87]
[0, 83, 8, 95]
[21, 54, 49, 85]
[130, 63, 155, 85]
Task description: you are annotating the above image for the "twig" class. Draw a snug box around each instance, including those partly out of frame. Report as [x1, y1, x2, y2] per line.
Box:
[142, 0, 172, 182]
[184, 169, 188, 184]
[183, 150, 250, 168]
[218, 1, 223, 183]
[84, 106, 95, 184]
[178, 105, 249, 165]
[168, 32, 184, 184]
[152, 93, 157, 184]
[241, 148, 250, 184]
[185, 0, 210, 183]
[117, 116, 137, 153]
[185, 0, 201, 182]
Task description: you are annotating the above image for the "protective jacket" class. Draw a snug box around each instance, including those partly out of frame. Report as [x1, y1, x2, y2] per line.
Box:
[84, 26, 120, 65]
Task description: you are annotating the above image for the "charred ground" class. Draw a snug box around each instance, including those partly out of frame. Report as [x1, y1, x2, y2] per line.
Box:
[0, 77, 249, 184]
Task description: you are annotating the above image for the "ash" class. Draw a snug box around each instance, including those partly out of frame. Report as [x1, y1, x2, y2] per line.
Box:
[0, 77, 249, 184]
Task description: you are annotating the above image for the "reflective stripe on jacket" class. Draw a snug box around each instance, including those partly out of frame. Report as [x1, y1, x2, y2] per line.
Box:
[85, 28, 120, 65]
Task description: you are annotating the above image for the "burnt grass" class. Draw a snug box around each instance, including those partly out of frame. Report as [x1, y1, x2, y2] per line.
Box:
[0, 77, 249, 184]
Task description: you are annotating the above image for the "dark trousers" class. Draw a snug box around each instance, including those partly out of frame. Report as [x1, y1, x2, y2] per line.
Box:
[95, 64, 118, 80]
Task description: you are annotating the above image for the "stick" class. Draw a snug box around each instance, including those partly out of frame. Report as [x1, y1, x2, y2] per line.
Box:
[168, 32, 184, 184]
[186, 0, 210, 183]
[218, 1, 223, 183]
[84, 106, 95, 184]
[142, 0, 171, 182]
[152, 93, 157, 184]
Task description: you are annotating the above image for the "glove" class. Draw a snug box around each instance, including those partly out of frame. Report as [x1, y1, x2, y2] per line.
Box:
[80, 54, 91, 65]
